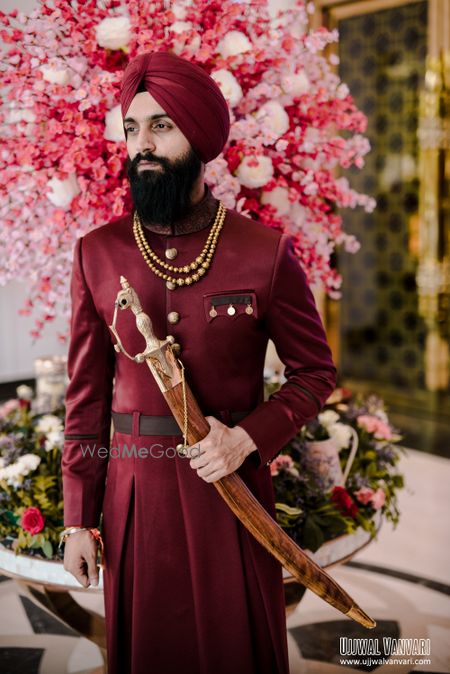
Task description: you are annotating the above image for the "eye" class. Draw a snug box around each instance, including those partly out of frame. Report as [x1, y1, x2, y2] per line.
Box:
[125, 125, 136, 133]
[154, 122, 172, 130]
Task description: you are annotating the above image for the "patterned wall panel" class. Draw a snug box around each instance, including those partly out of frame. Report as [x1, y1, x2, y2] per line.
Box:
[337, 1, 429, 390]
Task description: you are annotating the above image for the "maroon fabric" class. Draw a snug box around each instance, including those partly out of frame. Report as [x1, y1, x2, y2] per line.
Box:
[61, 195, 337, 673]
[120, 51, 230, 163]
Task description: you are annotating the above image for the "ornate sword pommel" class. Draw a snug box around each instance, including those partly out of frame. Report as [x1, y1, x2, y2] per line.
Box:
[108, 277, 182, 392]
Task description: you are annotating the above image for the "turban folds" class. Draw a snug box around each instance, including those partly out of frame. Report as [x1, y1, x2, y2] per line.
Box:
[120, 51, 230, 164]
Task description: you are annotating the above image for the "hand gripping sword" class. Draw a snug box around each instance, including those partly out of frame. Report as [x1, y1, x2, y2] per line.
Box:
[109, 276, 376, 629]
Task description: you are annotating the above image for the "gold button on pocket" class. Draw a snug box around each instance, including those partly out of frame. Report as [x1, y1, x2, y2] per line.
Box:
[203, 290, 258, 323]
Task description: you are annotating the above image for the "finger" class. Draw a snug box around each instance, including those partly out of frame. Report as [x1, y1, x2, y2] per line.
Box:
[72, 559, 91, 587]
[85, 549, 99, 586]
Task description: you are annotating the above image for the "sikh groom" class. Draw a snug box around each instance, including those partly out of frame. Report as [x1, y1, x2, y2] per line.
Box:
[61, 50, 337, 674]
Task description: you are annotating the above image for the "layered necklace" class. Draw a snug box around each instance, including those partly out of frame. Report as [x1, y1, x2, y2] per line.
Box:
[133, 201, 226, 290]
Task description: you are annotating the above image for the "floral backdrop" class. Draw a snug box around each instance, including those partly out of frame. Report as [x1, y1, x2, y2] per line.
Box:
[0, 0, 375, 341]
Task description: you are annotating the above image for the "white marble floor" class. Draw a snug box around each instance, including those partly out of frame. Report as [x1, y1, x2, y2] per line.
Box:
[0, 447, 449, 673]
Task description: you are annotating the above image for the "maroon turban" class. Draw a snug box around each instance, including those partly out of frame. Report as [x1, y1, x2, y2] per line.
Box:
[120, 51, 230, 164]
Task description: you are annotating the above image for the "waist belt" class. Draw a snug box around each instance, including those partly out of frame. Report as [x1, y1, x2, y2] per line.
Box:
[111, 410, 250, 436]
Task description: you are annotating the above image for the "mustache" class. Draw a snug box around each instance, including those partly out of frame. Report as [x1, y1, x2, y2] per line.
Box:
[132, 153, 167, 170]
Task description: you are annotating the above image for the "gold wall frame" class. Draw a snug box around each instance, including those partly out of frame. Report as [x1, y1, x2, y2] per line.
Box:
[315, 0, 450, 396]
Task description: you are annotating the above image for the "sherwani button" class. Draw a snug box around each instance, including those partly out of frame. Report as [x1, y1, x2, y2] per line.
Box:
[168, 311, 180, 325]
[165, 247, 178, 260]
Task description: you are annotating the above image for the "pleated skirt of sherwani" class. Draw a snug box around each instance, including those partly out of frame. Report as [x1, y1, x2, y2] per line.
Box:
[101, 421, 290, 674]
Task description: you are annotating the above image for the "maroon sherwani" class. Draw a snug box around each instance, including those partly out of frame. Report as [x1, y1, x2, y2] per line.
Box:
[62, 185, 337, 674]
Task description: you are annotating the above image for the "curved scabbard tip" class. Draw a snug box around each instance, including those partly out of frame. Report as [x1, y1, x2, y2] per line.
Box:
[346, 604, 377, 629]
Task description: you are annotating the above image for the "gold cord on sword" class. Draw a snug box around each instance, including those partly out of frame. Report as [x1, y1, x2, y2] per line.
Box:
[175, 358, 189, 456]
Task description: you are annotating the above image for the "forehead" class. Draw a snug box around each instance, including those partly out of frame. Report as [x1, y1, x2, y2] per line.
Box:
[124, 91, 170, 121]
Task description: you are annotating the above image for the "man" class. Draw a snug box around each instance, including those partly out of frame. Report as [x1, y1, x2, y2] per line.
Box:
[62, 51, 337, 674]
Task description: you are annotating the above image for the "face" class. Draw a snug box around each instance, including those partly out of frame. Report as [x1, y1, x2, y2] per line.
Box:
[124, 91, 202, 226]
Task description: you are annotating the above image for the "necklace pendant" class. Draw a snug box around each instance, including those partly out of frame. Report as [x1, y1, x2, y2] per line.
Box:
[245, 304, 254, 315]
[209, 307, 217, 318]
[165, 247, 178, 260]
[166, 280, 177, 290]
[227, 304, 236, 316]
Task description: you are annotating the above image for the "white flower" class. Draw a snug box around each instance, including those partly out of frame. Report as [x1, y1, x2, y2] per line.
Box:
[95, 16, 131, 50]
[16, 385, 33, 401]
[255, 101, 289, 139]
[328, 423, 353, 450]
[217, 30, 252, 58]
[236, 155, 274, 189]
[318, 410, 340, 428]
[105, 104, 126, 142]
[281, 71, 310, 96]
[172, 2, 188, 19]
[45, 430, 64, 452]
[261, 186, 290, 215]
[46, 173, 80, 209]
[211, 69, 243, 107]
[170, 21, 201, 55]
[17, 453, 41, 473]
[40, 64, 71, 86]
[5, 107, 36, 124]
[267, 0, 297, 18]
[35, 414, 63, 435]
[290, 202, 308, 227]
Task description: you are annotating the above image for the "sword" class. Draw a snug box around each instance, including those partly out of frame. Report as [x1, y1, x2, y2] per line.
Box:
[109, 276, 376, 629]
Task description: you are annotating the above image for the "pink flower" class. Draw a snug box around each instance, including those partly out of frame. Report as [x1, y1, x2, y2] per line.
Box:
[0, 399, 20, 418]
[21, 507, 45, 535]
[354, 487, 375, 505]
[354, 486, 386, 510]
[370, 488, 386, 510]
[270, 454, 294, 476]
[357, 415, 393, 440]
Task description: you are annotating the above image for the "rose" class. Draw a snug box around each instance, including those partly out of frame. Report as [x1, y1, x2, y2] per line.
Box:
[21, 506, 45, 535]
[0, 399, 20, 418]
[236, 155, 274, 189]
[281, 71, 310, 96]
[95, 16, 131, 50]
[255, 101, 290, 139]
[40, 63, 71, 86]
[261, 186, 290, 215]
[354, 486, 386, 510]
[354, 486, 374, 505]
[217, 30, 252, 58]
[328, 422, 354, 450]
[16, 385, 33, 401]
[370, 488, 386, 510]
[211, 69, 243, 107]
[357, 415, 393, 440]
[331, 486, 358, 518]
[270, 453, 295, 476]
[46, 173, 80, 209]
[318, 410, 340, 428]
[170, 21, 201, 55]
[104, 105, 126, 142]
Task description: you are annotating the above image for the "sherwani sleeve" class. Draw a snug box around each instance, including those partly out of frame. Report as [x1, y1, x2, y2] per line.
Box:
[237, 234, 337, 467]
[61, 236, 115, 527]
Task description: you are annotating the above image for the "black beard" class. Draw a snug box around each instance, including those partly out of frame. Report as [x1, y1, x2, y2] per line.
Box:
[127, 148, 202, 227]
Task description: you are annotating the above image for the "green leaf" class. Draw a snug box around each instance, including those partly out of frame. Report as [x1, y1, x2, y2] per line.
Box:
[302, 515, 324, 552]
[42, 540, 53, 559]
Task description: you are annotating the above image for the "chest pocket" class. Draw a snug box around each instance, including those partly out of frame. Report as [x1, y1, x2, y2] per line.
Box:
[203, 289, 258, 323]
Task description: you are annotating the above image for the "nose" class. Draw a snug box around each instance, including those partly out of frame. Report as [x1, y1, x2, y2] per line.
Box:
[135, 128, 157, 156]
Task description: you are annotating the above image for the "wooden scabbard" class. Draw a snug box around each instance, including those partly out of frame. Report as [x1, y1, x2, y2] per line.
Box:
[164, 373, 376, 629]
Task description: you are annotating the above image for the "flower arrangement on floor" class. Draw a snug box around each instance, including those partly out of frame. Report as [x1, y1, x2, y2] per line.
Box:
[0, 0, 375, 341]
[269, 383, 406, 552]
[0, 382, 405, 561]
[0, 386, 64, 559]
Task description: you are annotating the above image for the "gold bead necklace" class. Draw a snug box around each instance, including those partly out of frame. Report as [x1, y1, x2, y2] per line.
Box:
[133, 201, 226, 289]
